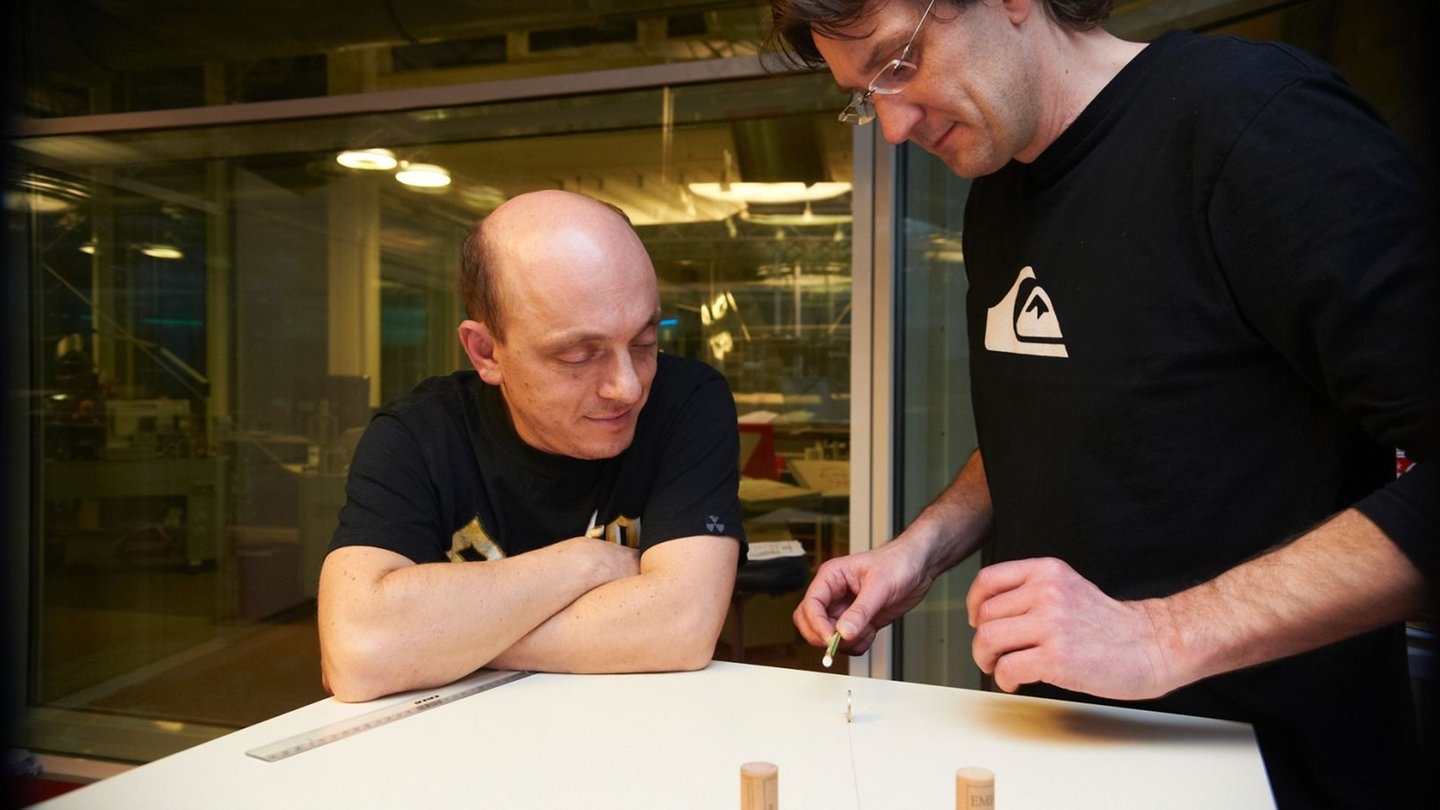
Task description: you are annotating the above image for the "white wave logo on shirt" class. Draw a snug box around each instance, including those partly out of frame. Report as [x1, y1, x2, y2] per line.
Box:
[984, 265, 1069, 358]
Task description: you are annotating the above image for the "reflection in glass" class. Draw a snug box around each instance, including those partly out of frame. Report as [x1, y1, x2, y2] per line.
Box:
[17, 67, 855, 763]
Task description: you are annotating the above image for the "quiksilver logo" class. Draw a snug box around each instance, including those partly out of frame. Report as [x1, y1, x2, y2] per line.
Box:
[984, 265, 1068, 358]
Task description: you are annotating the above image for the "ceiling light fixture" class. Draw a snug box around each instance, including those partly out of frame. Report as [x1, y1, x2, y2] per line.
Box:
[139, 243, 184, 260]
[395, 162, 451, 189]
[5, 174, 89, 214]
[686, 181, 851, 206]
[336, 148, 399, 171]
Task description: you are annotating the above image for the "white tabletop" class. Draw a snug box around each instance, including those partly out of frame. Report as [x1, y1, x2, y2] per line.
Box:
[36, 661, 1274, 809]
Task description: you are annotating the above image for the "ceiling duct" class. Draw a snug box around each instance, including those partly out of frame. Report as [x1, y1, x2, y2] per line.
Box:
[29, 0, 761, 75]
[729, 116, 829, 186]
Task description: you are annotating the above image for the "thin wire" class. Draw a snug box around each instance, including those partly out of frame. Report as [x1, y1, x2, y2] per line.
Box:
[846, 690, 862, 809]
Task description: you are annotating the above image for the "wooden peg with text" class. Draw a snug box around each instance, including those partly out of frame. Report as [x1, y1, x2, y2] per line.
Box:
[956, 766, 994, 809]
[740, 761, 778, 810]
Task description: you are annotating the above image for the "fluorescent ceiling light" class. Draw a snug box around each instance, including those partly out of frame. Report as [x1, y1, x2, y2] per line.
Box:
[395, 163, 452, 189]
[4, 190, 75, 213]
[5, 174, 89, 213]
[139, 243, 184, 260]
[687, 181, 851, 205]
[336, 148, 399, 171]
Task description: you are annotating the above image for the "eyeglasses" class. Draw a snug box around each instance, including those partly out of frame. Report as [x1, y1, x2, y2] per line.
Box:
[838, 0, 937, 126]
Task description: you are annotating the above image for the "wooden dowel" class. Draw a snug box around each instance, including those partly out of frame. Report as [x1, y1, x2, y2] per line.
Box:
[956, 766, 994, 809]
[740, 761, 778, 810]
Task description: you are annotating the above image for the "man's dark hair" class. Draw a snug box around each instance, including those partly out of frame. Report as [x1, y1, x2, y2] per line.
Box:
[765, 0, 1114, 68]
[459, 220, 506, 338]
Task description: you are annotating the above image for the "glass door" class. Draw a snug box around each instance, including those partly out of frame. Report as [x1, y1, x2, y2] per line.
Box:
[889, 146, 982, 689]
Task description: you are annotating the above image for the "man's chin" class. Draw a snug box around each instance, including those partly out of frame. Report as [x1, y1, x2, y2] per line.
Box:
[571, 431, 636, 460]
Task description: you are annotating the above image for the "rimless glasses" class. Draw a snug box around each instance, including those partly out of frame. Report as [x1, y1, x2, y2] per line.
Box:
[838, 0, 938, 126]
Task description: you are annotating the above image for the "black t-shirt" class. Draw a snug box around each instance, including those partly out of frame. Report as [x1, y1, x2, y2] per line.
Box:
[965, 30, 1436, 808]
[330, 353, 747, 564]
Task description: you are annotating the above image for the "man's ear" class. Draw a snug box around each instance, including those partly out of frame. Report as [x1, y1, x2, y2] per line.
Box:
[458, 320, 503, 385]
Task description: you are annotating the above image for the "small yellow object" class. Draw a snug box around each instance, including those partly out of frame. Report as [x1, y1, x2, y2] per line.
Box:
[822, 630, 841, 668]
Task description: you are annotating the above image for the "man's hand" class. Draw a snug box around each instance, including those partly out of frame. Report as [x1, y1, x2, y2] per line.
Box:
[563, 534, 643, 582]
[487, 533, 735, 673]
[794, 449, 996, 657]
[792, 537, 935, 655]
[966, 508, 1430, 703]
[966, 557, 1175, 700]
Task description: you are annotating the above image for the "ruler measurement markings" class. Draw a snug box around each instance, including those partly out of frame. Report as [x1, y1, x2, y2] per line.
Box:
[246, 669, 531, 762]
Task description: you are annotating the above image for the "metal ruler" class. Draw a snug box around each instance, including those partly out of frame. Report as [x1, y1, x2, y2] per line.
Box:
[245, 669, 531, 762]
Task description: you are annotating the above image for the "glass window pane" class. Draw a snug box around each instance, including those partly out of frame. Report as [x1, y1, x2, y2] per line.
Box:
[892, 148, 980, 690]
[17, 65, 854, 763]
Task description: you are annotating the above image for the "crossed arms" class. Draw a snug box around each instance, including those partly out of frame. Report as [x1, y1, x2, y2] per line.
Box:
[319, 533, 738, 702]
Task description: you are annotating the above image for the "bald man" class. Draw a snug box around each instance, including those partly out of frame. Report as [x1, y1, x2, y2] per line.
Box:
[318, 190, 745, 702]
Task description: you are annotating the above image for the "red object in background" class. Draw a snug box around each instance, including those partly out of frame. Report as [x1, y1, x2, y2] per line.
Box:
[1396, 448, 1414, 477]
[737, 423, 779, 479]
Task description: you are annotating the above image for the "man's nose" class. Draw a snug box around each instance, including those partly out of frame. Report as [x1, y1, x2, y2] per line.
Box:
[874, 96, 920, 145]
[598, 351, 643, 403]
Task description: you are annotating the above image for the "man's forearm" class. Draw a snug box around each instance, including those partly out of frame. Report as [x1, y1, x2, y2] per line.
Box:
[489, 535, 739, 673]
[1145, 508, 1428, 692]
[899, 449, 996, 577]
[319, 539, 636, 701]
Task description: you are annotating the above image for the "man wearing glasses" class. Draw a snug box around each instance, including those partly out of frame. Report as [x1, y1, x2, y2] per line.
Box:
[768, 1, 1436, 806]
